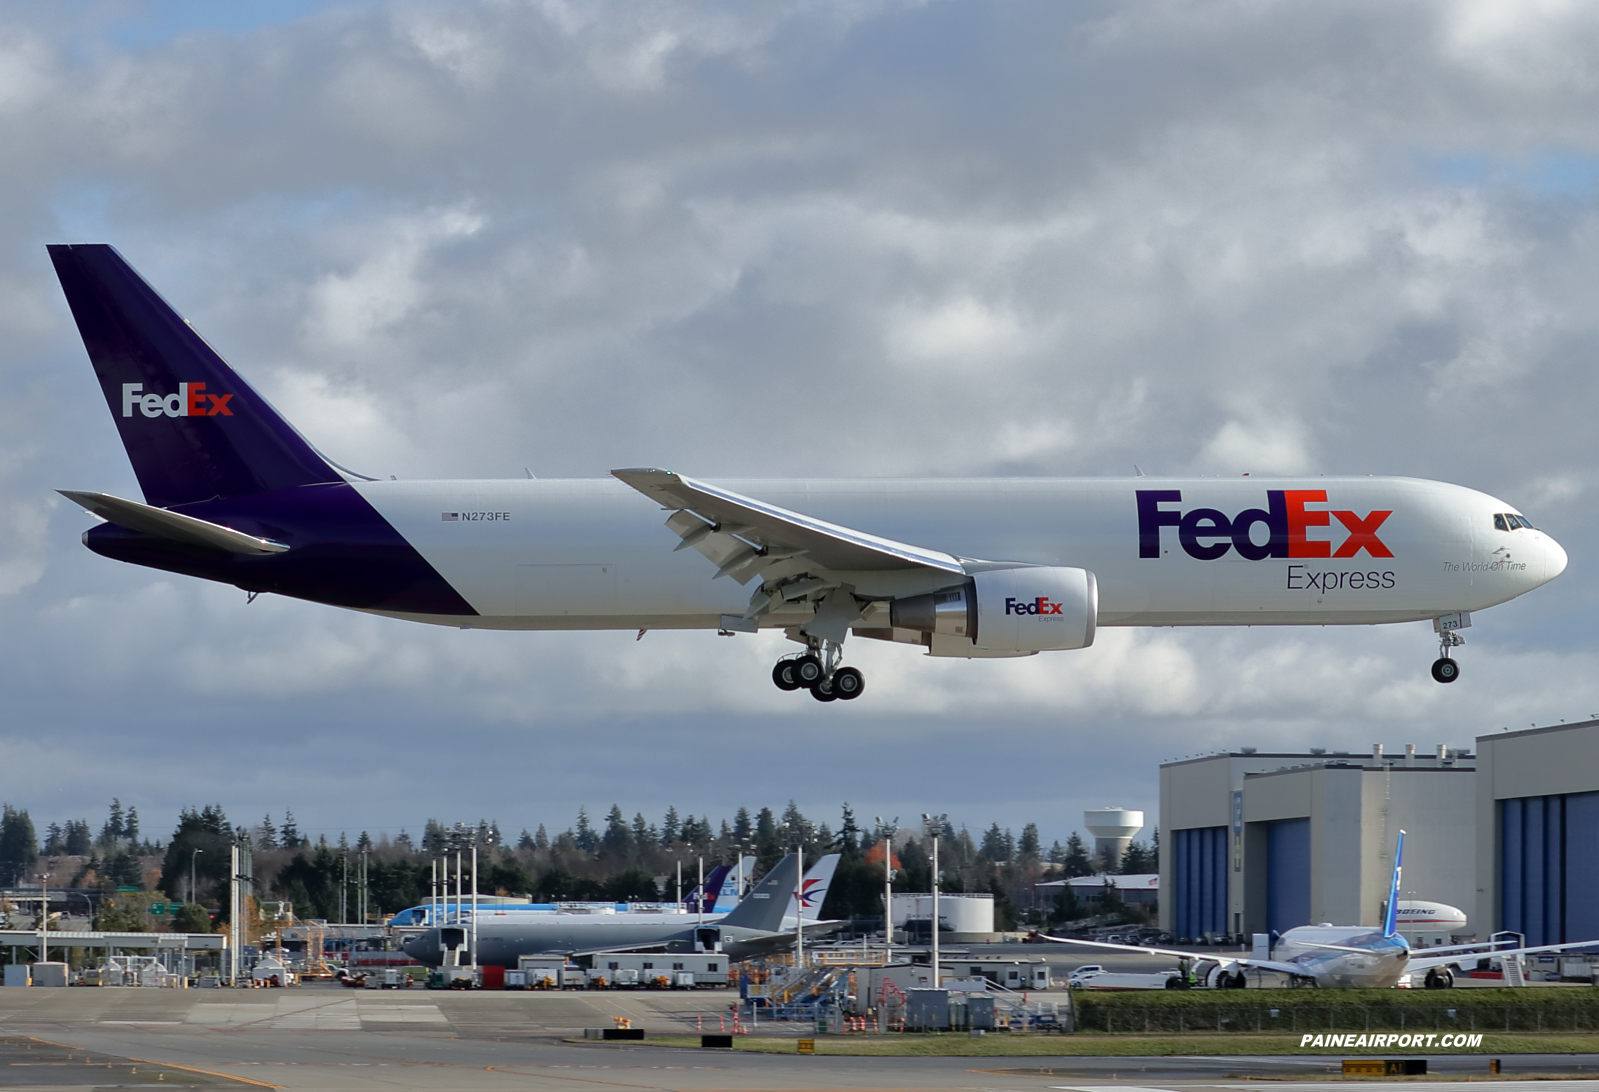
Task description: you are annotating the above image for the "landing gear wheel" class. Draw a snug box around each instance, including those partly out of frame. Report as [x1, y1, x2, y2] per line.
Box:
[831, 666, 865, 700]
[810, 677, 839, 702]
[792, 655, 824, 688]
[772, 660, 801, 691]
[1431, 657, 1460, 684]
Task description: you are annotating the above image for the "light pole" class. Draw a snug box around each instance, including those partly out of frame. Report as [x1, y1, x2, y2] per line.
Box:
[190, 848, 204, 907]
[35, 867, 52, 966]
[876, 816, 897, 965]
[923, 814, 942, 988]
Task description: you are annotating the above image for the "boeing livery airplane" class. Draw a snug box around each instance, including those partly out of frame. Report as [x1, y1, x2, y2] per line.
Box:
[50, 245, 1568, 701]
[1044, 833, 1595, 989]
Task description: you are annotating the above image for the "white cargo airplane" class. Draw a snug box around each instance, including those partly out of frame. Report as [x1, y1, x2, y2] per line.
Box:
[50, 245, 1568, 700]
[1043, 832, 1596, 989]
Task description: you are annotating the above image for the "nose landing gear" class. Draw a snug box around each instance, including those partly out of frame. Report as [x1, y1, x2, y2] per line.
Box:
[1431, 615, 1468, 684]
[772, 643, 864, 702]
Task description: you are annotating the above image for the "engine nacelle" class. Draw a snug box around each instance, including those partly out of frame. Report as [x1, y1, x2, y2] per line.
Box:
[888, 566, 1097, 653]
[971, 566, 1097, 652]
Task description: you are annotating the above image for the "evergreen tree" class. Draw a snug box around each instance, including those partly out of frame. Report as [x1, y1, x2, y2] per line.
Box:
[357, 831, 373, 852]
[282, 811, 304, 849]
[989, 874, 1019, 930]
[732, 807, 752, 843]
[1120, 840, 1153, 874]
[630, 812, 650, 847]
[517, 829, 535, 850]
[101, 799, 126, 845]
[256, 815, 279, 851]
[601, 806, 631, 856]
[535, 825, 549, 852]
[1063, 832, 1094, 877]
[1047, 839, 1066, 865]
[0, 806, 38, 886]
[125, 807, 139, 843]
[157, 805, 233, 904]
[979, 823, 1009, 862]
[395, 829, 414, 851]
[43, 823, 64, 855]
[1150, 827, 1160, 872]
[837, 805, 861, 856]
[1018, 823, 1041, 859]
[661, 807, 680, 845]
[1051, 884, 1083, 924]
[574, 808, 597, 852]
[64, 820, 92, 856]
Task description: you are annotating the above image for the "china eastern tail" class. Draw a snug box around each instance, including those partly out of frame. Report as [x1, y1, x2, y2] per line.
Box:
[49, 244, 1567, 702]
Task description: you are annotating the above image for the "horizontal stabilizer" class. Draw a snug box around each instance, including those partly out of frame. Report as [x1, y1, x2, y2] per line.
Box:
[59, 490, 288, 555]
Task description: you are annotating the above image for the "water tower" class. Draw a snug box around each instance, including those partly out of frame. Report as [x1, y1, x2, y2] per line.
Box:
[1084, 808, 1144, 871]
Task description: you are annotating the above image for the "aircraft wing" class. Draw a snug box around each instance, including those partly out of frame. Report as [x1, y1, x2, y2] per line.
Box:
[1409, 938, 1599, 972]
[611, 468, 964, 585]
[1033, 933, 1304, 976]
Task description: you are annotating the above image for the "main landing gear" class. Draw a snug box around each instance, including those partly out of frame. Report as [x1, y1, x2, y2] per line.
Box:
[773, 644, 865, 702]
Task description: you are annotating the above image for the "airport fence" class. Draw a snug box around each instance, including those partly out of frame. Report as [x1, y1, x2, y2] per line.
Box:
[1074, 989, 1599, 1034]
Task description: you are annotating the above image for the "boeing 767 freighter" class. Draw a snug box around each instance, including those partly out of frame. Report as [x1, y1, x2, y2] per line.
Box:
[49, 245, 1567, 701]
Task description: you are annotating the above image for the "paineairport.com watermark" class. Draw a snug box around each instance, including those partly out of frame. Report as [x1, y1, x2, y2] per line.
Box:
[1298, 1033, 1485, 1049]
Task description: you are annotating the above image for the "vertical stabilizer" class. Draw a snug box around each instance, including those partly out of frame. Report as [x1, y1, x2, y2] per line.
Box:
[685, 865, 730, 915]
[788, 853, 841, 921]
[49, 244, 340, 508]
[1383, 830, 1406, 938]
[720, 853, 799, 932]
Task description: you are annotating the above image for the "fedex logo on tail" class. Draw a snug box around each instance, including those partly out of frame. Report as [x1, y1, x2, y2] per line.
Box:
[1138, 490, 1392, 561]
[121, 382, 233, 418]
[1006, 597, 1064, 616]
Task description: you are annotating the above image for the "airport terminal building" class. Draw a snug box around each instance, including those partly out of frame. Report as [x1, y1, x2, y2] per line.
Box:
[1160, 719, 1599, 947]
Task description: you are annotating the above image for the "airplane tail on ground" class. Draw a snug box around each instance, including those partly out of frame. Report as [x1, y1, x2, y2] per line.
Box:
[789, 853, 841, 920]
[1383, 830, 1406, 939]
[684, 864, 730, 915]
[720, 853, 799, 933]
[712, 857, 757, 914]
[48, 244, 341, 508]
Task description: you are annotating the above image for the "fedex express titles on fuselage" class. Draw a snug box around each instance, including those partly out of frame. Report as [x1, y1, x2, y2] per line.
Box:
[48, 244, 1569, 700]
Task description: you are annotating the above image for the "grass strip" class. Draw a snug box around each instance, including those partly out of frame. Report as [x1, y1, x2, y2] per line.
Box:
[602, 1032, 1599, 1057]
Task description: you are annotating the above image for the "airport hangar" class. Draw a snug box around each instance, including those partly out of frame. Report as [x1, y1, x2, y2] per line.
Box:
[1159, 718, 1599, 948]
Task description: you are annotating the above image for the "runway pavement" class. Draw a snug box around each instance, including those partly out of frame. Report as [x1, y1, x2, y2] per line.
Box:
[2, 985, 1597, 1092]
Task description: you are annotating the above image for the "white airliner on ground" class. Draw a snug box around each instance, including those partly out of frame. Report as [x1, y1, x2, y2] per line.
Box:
[49, 245, 1568, 700]
[1042, 832, 1596, 989]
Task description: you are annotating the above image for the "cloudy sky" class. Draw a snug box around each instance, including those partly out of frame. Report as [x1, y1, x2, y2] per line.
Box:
[3, 0, 1598, 852]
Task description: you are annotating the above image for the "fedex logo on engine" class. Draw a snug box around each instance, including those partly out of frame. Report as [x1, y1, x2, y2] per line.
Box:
[1006, 597, 1065, 615]
[121, 382, 233, 418]
[1137, 490, 1393, 561]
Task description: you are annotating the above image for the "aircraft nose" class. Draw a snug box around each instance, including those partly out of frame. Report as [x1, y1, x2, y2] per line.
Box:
[1543, 533, 1569, 583]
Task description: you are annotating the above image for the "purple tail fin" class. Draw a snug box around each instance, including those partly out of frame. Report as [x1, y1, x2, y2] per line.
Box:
[686, 864, 731, 914]
[49, 244, 341, 508]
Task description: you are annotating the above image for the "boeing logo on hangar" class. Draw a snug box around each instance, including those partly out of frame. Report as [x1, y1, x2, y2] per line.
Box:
[1137, 489, 1393, 561]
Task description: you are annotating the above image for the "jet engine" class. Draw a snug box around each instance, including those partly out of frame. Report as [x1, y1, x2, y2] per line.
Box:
[890, 566, 1097, 653]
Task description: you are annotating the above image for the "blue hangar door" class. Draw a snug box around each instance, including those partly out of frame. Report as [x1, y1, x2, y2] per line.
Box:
[1266, 818, 1311, 935]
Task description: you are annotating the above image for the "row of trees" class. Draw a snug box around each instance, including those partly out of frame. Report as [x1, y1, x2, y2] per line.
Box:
[1, 799, 1158, 932]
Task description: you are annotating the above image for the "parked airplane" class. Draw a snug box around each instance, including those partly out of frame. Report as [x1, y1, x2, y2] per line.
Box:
[403, 853, 804, 965]
[50, 245, 1568, 700]
[1041, 832, 1595, 989]
[386, 863, 734, 928]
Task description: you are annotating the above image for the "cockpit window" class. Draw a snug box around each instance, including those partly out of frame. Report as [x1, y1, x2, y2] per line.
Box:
[1494, 513, 1535, 531]
[1494, 514, 1508, 532]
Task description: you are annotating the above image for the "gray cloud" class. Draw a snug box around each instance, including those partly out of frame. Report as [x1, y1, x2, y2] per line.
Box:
[2, 0, 1598, 844]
